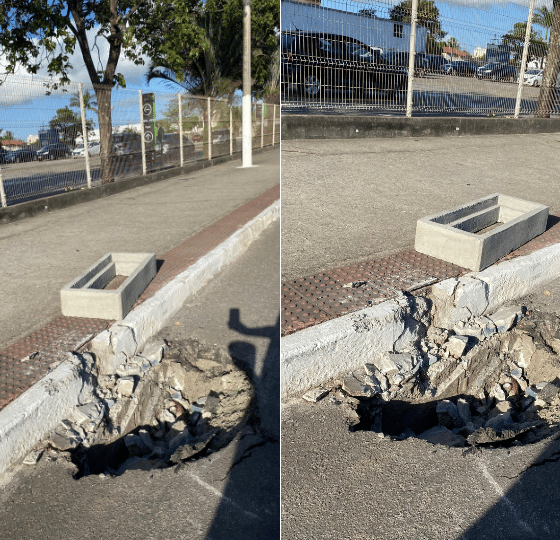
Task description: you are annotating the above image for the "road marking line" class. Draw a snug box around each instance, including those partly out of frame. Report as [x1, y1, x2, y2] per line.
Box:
[477, 461, 536, 537]
[187, 471, 260, 520]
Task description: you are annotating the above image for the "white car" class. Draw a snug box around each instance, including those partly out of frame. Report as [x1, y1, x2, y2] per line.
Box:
[72, 141, 100, 158]
[523, 69, 543, 86]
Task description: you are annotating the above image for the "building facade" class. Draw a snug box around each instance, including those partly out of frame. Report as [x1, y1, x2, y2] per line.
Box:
[281, 0, 428, 54]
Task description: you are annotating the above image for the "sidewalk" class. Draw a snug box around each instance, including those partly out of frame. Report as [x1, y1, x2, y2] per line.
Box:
[0, 218, 280, 540]
[0, 148, 279, 411]
[282, 214, 560, 336]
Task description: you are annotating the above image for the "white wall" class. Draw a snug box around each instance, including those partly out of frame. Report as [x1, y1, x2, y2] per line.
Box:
[281, 0, 428, 53]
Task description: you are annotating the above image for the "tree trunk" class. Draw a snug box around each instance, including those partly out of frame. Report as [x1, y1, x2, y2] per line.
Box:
[536, 0, 560, 118]
[95, 84, 115, 183]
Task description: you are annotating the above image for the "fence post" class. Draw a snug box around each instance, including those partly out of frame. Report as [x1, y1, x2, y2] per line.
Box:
[406, 0, 419, 118]
[178, 93, 184, 167]
[229, 107, 233, 155]
[514, 0, 536, 118]
[272, 104, 276, 145]
[139, 90, 147, 176]
[261, 103, 265, 148]
[207, 97, 212, 161]
[78, 83, 92, 189]
[0, 169, 6, 208]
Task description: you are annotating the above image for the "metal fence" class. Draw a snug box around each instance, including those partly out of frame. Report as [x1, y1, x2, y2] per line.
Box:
[0, 75, 279, 208]
[281, 0, 560, 117]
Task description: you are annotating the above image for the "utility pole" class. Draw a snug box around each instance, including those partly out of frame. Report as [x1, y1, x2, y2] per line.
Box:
[242, 0, 252, 167]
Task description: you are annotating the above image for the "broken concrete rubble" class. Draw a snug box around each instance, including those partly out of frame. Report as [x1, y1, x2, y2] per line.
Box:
[23, 338, 257, 477]
[302, 299, 560, 450]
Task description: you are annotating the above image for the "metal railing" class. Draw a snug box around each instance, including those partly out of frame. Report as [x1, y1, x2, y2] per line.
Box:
[0, 75, 279, 208]
[281, 0, 559, 117]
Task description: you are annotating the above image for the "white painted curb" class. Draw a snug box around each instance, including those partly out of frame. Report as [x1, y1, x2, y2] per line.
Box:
[0, 200, 279, 475]
[0, 354, 95, 475]
[281, 242, 560, 400]
[91, 199, 279, 375]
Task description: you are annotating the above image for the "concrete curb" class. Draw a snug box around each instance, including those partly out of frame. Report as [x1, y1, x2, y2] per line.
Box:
[281, 115, 560, 140]
[0, 199, 279, 475]
[91, 199, 280, 375]
[0, 353, 95, 475]
[280, 242, 560, 400]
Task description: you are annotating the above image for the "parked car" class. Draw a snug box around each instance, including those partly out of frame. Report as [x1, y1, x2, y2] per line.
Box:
[383, 50, 427, 75]
[522, 68, 543, 86]
[156, 133, 195, 160]
[477, 62, 517, 82]
[421, 54, 448, 73]
[282, 32, 408, 100]
[441, 60, 479, 76]
[8, 147, 38, 163]
[36, 143, 71, 160]
[112, 133, 142, 158]
[0, 148, 11, 164]
[72, 141, 101, 158]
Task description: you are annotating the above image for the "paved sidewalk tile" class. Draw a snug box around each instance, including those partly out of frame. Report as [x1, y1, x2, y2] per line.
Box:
[282, 214, 560, 336]
[0, 184, 279, 412]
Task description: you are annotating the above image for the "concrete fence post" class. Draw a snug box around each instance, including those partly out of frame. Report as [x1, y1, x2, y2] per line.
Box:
[272, 104, 277, 145]
[514, 0, 536, 118]
[261, 102, 265, 148]
[178, 93, 184, 167]
[207, 97, 212, 161]
[0, 169, 6, 208]
[230, 107, 233, 155]
[139, 90, 147, 176]
[78, 83, 92, 189]
[406, 0, 419, 118]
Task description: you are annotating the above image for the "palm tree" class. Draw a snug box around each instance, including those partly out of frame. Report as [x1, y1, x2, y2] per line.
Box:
[69, 90, 98, 128]
[534, 5, 554, 43]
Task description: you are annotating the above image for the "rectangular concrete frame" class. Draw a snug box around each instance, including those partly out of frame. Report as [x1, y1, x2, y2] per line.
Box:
[61, 253, 157, 320]
[415, 194, 549, 271]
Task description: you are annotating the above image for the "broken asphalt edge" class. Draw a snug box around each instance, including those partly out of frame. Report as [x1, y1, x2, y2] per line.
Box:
[0, 199, 279, 476]
[281, 241, 560, 401]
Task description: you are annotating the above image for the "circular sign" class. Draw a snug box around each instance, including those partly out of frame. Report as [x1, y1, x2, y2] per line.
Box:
[144, 132, 154, 142]
[143, 103, 152, 116]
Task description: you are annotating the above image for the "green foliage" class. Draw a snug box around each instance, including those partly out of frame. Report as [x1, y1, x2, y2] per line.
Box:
[389, 0, 445, 54]
[49, 106, 93, 145]
[534, 5, 554, 43]
[157, 98, 202, 133]
[132, 0, 279, 98]
[0, 130, 15, 141]
[502, 21, 547, 65]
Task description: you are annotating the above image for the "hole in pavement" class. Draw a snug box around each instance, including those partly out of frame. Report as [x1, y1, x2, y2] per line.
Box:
[311, 307, 560, 451]
[27, 339, 259, 477]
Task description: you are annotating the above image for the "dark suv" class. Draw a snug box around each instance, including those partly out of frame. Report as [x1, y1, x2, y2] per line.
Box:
[36, 143, 70, 160]
[282, 32, 408, 100]
[477, 62, 517, 82]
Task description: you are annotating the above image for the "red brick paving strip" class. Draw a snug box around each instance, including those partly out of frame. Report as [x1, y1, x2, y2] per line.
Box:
[281, 214, 560, 336]
[0, 184, 279, 411]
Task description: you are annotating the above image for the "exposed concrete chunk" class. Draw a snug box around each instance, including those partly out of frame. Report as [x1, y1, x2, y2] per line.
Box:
[342, 377, 377, 398]
[456, 398, 472, 425]
[446, 335, 469, 358]
[436, 400, 464, 428]
[418, 426, 466, 447]
[302, 387, 330, 403]
[488, 305, 523, 333]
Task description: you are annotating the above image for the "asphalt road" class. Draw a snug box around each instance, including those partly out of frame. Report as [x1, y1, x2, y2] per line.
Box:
[0, 217, 280, 540]
[281, 276, 560, 540]
[281, 132, 560, 281]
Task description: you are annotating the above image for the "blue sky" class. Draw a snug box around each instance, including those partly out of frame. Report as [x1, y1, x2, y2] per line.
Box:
[323, 0, 552, 54]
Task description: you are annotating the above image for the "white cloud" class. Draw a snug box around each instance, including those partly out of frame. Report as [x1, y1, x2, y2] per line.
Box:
[0, 26, 148, 105]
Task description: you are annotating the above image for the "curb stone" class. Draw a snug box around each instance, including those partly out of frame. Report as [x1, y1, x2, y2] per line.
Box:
[0, 200, 279, 475]
[281, 242, 560, 400]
